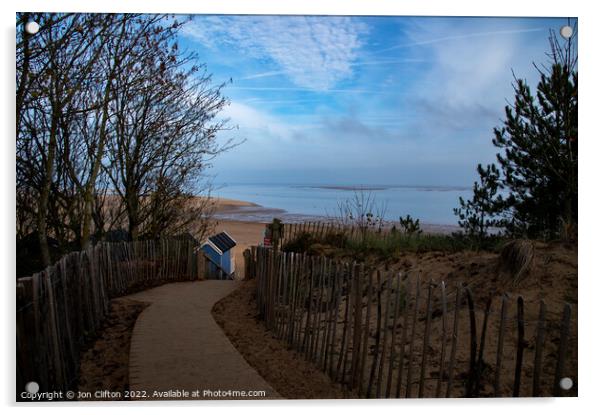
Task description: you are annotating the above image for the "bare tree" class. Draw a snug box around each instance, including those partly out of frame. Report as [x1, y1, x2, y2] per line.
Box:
[102, 17, 233, 241]
[16, 13, 234, 272]
[17, 13, 116, 264]
[334, 190, 388, 242]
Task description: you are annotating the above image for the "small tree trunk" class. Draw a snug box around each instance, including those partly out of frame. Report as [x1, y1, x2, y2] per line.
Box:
[37, 109, 60, 266]
[80, 76, 113, 249]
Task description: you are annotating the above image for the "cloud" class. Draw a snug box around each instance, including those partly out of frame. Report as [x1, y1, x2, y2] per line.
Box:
[214, 97, 497, 187]
[221, 101, 321, 143]
[411, 99, 501, 131]
[320, 115, 393, 142]
[182, 15, 368, 90]
[238, 58, 424, 81]
[240, 70, 288, 81]
[222, 101, 294, 140]
[228, 86, 390, 94]
[376, 27, 545, 53]
[396, 18, 551, 158]
[205, 17, 565, 187]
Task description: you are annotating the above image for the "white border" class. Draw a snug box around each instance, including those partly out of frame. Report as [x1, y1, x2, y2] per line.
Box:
[203, 240, 224, 256]
[1, 0, 584, 17]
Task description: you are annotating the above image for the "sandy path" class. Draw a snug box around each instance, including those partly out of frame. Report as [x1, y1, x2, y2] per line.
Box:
[126, 281, 280, 400]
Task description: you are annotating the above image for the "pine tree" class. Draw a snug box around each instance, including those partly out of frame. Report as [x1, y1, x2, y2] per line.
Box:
[454, 163, 505, 242]
[456, 28, 577, 240]
[495, 31, 577, 239]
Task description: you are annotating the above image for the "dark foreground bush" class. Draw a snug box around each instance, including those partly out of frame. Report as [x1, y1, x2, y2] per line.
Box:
[281, 231, 317, 253]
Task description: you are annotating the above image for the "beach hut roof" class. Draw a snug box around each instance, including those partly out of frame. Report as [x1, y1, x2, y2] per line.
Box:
[207, 231, 236, 254]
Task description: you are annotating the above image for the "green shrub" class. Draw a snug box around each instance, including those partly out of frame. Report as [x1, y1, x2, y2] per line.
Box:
[399, 214, 422, 236]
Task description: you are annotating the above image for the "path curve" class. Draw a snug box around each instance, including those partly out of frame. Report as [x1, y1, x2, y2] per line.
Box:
[126, 280, 280, 400]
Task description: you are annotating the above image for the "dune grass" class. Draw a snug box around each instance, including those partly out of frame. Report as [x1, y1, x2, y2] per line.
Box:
[282, 229, 504, 258]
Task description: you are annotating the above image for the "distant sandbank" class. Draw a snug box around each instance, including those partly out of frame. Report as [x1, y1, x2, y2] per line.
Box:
[212, 196, 459, 234]
[291, 184, 471, 192]
[211, 196, 459, 278]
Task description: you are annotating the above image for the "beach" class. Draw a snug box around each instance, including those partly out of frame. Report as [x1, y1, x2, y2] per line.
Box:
[212, 182, 471, 225]
[211, 196, 460, 278]
[212, 198, 268, 277]
[213, 219, 265, 278]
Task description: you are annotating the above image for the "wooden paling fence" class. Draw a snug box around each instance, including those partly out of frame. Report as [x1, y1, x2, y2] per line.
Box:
[279, 221, 401, 248]
[16, 239, 207, 395]
[280, 221, 349, 247]
[249, 246, 577, 398]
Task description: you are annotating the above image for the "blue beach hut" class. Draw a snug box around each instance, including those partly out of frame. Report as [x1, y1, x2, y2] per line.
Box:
[201, 231, 237, 279]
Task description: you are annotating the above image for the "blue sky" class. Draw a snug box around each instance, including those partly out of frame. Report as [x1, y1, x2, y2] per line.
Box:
[178, 15, 573, 187]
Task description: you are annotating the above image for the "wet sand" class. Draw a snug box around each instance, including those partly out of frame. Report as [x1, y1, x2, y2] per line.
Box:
[213, 197, 458, 232]
[211, 197, 458, 278]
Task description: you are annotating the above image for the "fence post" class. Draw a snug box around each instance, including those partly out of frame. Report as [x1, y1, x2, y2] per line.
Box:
[465, 287, 477, 398]
[493, 294, 508, 397]
[532, 300, 547, 397]
[513, 296, 525, 397]
[376, 273, 393, 398]
[474, 293, 493, 397]
[445, 283, 462, 398]
[435, 281, 447, 398]
[319, 259, 333, 367]
[366, 270, 383, 398]
[385, 273, 402, 398]
[405, 276, 422, 398]
[394, 274, 411, 398]
[418, 280, 434, 398]
[311, 257, 326, 361]
[552, 303, 572, 396]
[358, 269, 373, 397]
[328, 262, 342, 378]
[338, 264, 354, 386]
[350, 264, 363, 390]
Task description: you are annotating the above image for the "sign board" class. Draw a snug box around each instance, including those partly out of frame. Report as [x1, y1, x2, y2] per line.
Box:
[264, 219, 282, 248]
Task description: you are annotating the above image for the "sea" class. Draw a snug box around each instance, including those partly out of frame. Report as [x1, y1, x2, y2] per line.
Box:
[213, 183, 472, 230]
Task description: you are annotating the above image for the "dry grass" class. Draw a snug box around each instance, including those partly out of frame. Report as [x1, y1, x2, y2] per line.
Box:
[498, 239, 535, 285]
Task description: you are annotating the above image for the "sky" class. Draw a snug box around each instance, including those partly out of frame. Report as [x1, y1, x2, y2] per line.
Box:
[178, 15, 574, 187]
